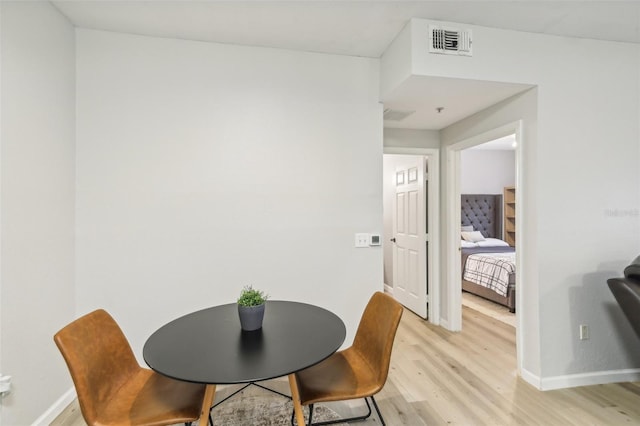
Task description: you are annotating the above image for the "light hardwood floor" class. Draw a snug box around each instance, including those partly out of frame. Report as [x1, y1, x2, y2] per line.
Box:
[461, 291, 516, 327]
[52, 304, 640, 425]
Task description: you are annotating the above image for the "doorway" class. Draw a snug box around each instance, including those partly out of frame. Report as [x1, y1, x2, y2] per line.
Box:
[444, 121, 524, 371]
[459, 134, 517, 326]
[382, 148, 439, 325]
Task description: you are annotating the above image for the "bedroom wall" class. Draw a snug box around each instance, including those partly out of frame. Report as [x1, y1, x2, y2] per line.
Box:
[0, 2, 76, 424]
[460, 149, 515, 194]
[75, 29, 382, 367]
[419, 19, 640, 387]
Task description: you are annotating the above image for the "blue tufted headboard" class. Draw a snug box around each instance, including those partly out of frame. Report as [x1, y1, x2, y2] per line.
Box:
[461, 194, 503, 239]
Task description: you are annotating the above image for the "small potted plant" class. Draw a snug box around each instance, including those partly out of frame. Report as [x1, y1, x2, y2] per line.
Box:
[237, 285, 269, 331]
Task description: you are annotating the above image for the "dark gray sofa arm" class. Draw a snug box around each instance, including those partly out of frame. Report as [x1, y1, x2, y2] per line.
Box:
[623, 255, 640, 281]
[608, 257, 640, 338]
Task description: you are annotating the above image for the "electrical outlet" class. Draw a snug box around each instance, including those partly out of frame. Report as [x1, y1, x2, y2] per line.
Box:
[579, 324, 589, 340]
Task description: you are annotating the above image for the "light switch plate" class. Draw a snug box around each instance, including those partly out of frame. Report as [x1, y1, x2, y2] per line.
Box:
[355, 233, 369, 248]
[0, 375, 11, 394]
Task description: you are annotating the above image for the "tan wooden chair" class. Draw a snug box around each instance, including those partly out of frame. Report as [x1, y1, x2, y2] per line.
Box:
[293, 292, 403, 425]
[54, 309, 207, 426]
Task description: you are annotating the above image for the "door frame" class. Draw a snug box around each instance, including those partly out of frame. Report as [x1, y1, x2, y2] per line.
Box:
[444, 120, 524, 373]
[384, 147, 440, 326]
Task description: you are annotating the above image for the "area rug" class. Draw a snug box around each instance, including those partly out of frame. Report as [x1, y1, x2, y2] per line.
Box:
[202, 383, 348, 425]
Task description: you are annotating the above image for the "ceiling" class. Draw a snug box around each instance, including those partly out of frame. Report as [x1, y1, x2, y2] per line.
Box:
[468, 134, 516, 150]
[52, 1, 640, 130]
[381, 76, 533, 129]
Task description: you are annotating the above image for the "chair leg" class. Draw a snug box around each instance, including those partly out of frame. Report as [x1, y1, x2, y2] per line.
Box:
[193, 415, 212, 426]
[292, 396, 384, 426]
[308, 404, 315, 426]
[290, 403, 314, 426]
[305, 397, 373, 425]
[370, 395, 386, 426]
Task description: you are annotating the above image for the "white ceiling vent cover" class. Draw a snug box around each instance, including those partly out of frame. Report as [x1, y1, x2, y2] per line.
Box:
[383, 109, 415, 121]
[429, 25, 472, 56]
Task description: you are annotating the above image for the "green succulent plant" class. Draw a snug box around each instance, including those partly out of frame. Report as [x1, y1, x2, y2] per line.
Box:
[237, 285, 269, 307]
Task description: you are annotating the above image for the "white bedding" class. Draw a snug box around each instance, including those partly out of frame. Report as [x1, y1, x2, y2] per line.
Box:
[460, 238, 510, 248]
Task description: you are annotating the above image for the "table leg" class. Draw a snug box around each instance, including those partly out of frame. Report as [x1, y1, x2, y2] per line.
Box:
[199, 384, 216, 425]
[288, 373, 306, 426]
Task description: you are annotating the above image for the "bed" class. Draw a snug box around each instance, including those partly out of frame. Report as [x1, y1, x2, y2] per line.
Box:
[461, 194, 516, 313]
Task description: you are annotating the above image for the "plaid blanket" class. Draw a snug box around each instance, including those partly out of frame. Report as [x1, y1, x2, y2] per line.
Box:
[463, 252, 516, 297]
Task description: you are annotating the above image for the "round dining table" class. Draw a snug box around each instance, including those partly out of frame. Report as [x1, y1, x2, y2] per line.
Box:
[143, 300, 346, 425]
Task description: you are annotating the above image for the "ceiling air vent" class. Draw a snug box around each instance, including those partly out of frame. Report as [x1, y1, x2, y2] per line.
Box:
[429, 25, 472, 56]
[383, 109, 415, 121]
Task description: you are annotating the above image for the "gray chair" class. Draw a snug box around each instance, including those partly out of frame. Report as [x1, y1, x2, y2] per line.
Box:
[607, 255, 640, 338]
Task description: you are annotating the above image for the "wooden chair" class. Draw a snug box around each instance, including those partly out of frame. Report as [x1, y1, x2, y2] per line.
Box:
[293, 292, 403, 425]
[54, 309, 208, 426]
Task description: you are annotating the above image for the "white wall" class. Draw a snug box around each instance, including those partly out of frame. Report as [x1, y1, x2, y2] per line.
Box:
[382, 156, 395, 288]
[380, 22, 413, 99]
[413, 19, 640, 387]
[460, 149, 515, 194]
[0, 2, 76, 424]
[75, 30, 382, 363]
[443, 89, 541, 377]
[383, 128, 440, 149]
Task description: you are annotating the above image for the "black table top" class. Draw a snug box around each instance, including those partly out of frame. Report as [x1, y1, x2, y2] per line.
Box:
[143, 300, 346, 384]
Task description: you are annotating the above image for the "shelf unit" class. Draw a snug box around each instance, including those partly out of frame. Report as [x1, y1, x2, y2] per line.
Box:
[504, 186, 516, 247]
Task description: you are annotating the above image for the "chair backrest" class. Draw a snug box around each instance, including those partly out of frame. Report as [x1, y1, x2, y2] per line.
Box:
[54, 309, 140, 424]
[352, 292, 403, 386]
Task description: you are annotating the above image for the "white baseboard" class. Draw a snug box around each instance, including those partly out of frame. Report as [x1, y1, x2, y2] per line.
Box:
[383, 283, 393, 294]
[439, 318, 449, 330]
[32, 387, 76, 426]
[540, 368, 640, 391]
[520, 367, 542, 389]
[520, 367, 640, 391]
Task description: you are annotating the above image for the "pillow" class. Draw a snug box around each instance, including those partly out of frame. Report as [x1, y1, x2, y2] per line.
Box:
[477, 238, 510, 247]
[461, 225, 474, 232]
[461, 231, 486, 242]
[461, 240, 478, 248]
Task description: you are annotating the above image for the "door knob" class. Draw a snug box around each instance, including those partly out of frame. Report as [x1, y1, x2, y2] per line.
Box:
[390, 238, 396, 243]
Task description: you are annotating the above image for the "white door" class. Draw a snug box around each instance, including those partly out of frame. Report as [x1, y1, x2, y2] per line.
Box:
[392, 156, 427, 318]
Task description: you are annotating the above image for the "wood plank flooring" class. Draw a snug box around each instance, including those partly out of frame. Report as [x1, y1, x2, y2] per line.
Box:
[52, 305, 640, 425]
